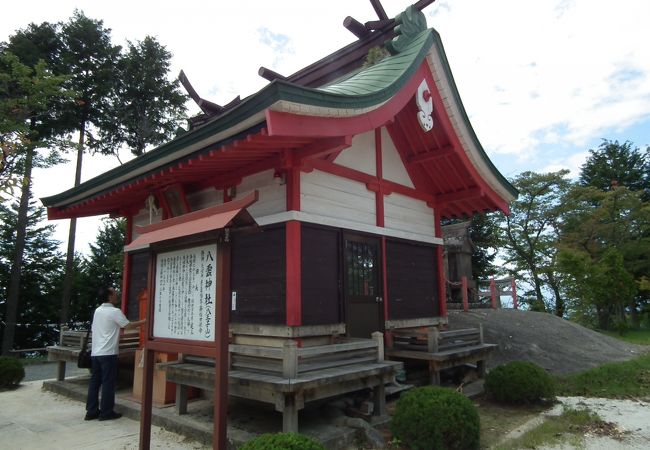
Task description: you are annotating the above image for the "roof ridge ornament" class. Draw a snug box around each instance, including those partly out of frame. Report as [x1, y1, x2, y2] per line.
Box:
[385, 5, 428, 55]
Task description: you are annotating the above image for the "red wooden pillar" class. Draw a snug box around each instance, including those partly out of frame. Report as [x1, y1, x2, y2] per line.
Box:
[121, 215, 133, 315]
[286, 165, 301, 326]
[214, 240, 231, 450]
[434, 215, 447, 317]
[461, 276, 469, 312]
[490, 278, 498, 309]
[511, 277, 518, 309]
[374, 129, 385, 228]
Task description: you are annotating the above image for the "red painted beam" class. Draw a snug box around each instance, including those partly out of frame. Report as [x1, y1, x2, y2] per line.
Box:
[304, 158, 436, 204]
[374, 128, 385, 228]
[285, 221, 301, 326]
[435, 216, 447, 317]
[407, 145, 455, 164]
[436, 187, 483, 205]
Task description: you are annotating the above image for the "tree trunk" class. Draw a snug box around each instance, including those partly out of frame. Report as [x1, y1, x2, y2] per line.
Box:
[1, 147, 35, 356]
[531, 270, 546, 312]
[630, 299, 639, 328]
[597, 305, 610, 330]
[60, 126, 85, 324]
[546, 272, 565, 317]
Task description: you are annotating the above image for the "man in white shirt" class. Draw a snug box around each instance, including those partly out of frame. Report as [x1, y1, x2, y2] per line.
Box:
[85, 287, 145, 421]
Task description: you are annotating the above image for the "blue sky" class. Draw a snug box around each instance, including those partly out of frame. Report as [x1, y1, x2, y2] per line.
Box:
[2, 0, 649, 252]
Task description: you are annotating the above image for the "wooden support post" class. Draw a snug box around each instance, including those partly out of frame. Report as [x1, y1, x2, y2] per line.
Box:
[477, 359, 486, 378]
[461, 276, 469, 312]
[57, 361, 66, 381]
[428, 327, 439, 353]
[283, 340, 298, 378]
[372, 331, 384, 362]
[429, 361, 441, 385]
[175, 384, 188, 415]
[490, 278, 498, 309]
[373, 379, 386, 416]
[282, 394, 299, 433]
[511, 278, 518, 309]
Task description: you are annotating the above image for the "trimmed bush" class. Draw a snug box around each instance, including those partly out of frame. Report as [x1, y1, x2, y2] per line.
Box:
[0, 356, 25, 388]
[391, 386, 480, 450]
[239, 432, 325, 450]
[485, 361, 555, 404]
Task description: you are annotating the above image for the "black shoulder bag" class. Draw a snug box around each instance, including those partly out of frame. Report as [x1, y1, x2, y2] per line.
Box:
[77, 325, 92, 369]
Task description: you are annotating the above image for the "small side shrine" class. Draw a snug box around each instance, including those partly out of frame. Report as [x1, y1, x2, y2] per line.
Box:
[43, 0, 516, 439]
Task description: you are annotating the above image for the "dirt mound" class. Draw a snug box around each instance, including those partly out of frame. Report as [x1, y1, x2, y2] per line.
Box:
[447, 309, 647, 375]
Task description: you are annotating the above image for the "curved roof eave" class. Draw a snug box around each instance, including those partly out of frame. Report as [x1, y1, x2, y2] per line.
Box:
[426, 29, 518, 201]
[42, 27, 517, 212]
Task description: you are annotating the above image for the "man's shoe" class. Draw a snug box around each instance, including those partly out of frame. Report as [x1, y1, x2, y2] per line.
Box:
[84, 411, 99, 421]
[98, 412, 122, 421]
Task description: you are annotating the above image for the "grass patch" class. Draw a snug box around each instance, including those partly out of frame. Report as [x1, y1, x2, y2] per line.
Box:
[476, 399, 546, 449]
[601, 328, 650, 345]
[556, 353, 650, 399]
[494, 407, 608, 450]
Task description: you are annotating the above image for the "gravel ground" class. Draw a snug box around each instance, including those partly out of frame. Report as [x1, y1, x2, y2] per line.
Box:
[448, 309, 647, 374]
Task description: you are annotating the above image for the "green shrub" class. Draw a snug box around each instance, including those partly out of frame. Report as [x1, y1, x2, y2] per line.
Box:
[239, 432, 325, 450]
[391, 386, 480, 450]
[485, 361, 555, 404]
[0, 356, 25, 388]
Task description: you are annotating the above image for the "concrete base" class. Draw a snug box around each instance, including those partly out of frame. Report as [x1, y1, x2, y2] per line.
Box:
[43, 377, 386, 449]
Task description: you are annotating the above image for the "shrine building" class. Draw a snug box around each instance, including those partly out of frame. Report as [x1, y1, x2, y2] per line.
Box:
[43, 5, 515, 357]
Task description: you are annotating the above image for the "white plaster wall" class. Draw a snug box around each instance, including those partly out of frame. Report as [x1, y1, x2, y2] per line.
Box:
[381, 127, 415, 188]
[301, 169, 376, 227]
[332, 131, 376, 176]
[384, 192, 436, 237]
[186, 186, 223, 211]
[232, 169, 286, 219]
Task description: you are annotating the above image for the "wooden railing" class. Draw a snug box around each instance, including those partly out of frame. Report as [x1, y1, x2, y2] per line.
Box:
[386, 325, 496, 384]
[46, 328, 140, 381]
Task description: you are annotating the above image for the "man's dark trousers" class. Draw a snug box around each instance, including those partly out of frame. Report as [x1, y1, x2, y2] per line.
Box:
[86, 355, 118, 417]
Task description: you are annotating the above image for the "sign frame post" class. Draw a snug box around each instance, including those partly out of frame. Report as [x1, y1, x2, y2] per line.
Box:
[138, 232, 230, 450]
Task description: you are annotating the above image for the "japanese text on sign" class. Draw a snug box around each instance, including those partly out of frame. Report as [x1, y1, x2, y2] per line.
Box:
[153, 244, 217, 341]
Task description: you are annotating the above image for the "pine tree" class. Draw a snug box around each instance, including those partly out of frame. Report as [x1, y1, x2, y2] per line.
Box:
[57, 10, 121, 325]
[75, 219, 125, 321]
[0, 197, 64, 350]
[0, 47, 68, 355]
[99, 36, 187, 156]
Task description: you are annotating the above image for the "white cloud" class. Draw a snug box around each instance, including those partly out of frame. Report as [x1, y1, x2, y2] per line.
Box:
[430, 0, 650, 156]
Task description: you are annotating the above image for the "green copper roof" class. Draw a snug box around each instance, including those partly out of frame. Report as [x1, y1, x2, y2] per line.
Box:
[319, 30, 431, 96]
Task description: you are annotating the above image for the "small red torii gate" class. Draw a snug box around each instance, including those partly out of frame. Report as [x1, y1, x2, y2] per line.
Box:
[453, 276, 518, 311]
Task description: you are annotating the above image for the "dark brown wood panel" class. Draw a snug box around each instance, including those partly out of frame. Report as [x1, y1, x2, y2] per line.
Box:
[126, 252, 150, 321]
[301, 225, 341, 325]
[231, 225, 286, 324]
[386, 239, 438, 320]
